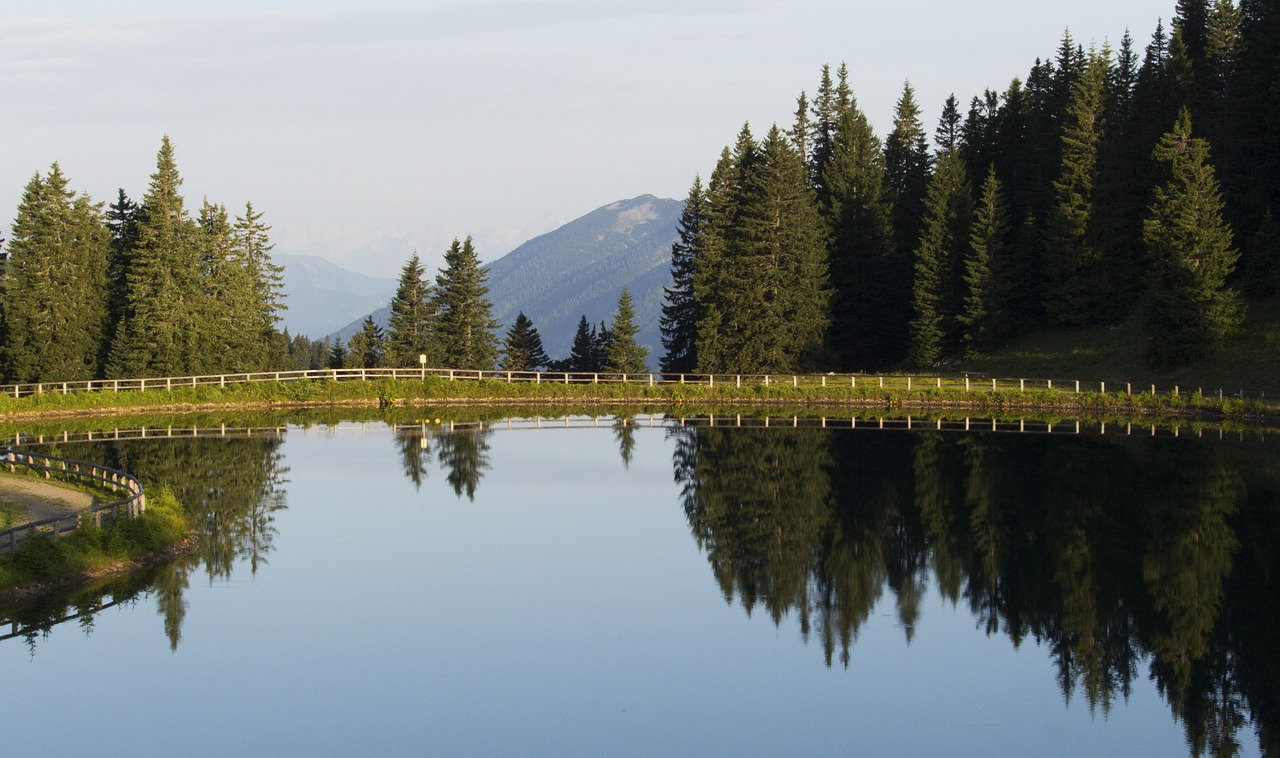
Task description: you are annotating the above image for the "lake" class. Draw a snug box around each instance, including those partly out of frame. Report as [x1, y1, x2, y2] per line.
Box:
[2, 414, 1276, 757]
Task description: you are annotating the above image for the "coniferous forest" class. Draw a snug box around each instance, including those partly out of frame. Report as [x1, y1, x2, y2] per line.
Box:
[660, 0, 1280, 373]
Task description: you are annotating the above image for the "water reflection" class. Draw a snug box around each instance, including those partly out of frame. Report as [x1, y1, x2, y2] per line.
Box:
[672, 425, 1278, 757]
[4, 434, 288, 650]
[1, 417, 1276, 756]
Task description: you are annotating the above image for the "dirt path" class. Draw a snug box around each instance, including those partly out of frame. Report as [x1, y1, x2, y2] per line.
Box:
[0, 477, 96, 527]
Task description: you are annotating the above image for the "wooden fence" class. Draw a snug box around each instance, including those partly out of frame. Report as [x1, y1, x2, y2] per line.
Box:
[0, 366, 1274, 406]
[0, 449, 146, 554]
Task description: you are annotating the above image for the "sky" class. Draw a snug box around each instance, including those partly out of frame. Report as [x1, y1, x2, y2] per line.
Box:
[3, 0, 1180, 277]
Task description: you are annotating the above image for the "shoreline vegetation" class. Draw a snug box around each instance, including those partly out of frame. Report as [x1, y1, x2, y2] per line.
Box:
[0, 373, 1275, 425]
[0, 484, 194, 604]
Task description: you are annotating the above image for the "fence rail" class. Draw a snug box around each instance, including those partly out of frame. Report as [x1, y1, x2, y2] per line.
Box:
[0, 367, 1275, 407]
[0, 449, 146, 555]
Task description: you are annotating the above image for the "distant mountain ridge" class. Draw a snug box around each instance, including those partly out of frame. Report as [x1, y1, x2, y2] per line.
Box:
[275, 254, 397, 338]
[331, 195, 683, 367]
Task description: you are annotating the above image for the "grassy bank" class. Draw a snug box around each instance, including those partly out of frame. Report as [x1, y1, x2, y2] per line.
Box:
[0, 486, 191, 599]
[957, 297, 1280, 392]
[1, 372, 1275, 423]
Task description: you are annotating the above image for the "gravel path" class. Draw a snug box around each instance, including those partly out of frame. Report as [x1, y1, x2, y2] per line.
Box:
[0, 477, 96, 527]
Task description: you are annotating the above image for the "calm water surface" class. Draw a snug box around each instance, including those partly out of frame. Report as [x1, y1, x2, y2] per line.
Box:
[2, 418, 1276, 757]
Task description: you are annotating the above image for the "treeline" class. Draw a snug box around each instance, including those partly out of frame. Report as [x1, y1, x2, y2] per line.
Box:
[325, 246, 649, 374]
[0, 136, 287, 383]
[661, 1, 1280, 373]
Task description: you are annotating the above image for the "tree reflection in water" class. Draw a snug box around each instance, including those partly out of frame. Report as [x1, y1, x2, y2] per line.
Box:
[2, 435, 289, 652]
[673, 425, 1278, 758]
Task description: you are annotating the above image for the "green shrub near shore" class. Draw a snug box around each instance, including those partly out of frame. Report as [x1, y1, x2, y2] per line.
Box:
[0, 486, 189, 593]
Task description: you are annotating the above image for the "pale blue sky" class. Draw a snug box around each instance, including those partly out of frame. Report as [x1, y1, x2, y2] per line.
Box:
[3, 0, 1178, 276]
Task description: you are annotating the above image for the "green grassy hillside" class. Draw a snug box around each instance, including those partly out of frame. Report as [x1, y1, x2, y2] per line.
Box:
[956, 297, 1280, 393]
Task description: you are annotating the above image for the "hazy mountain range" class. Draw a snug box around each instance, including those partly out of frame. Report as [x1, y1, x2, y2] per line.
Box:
[291, 194, 684, 366]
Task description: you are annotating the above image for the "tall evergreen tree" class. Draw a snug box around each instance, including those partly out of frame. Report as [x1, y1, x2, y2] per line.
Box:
[604, 289, 649, 373]
[659, 177, 705, 375]
[429, 236, 499, 370]
[696, 124, 829, 373]
[233, 201, 286, 369]
[105, 188, 139, 355]
[820, 84, 896, 368]
[108, 136, 205, 378]
[0, 165, 110, 382]
[910, 151, 973, 367]
[346, 315, 385, 369]
[1043, 47, 1113, 326]
[959, 166, 1011, 357]
[568, 315, 601, 372]
[1143, 109, 1243, 365]
[198, 200, 261, 372]
[935, 94, 962, 152]
[499, 312, 550, 371]
[884, 81, 933, 273]
[385, 252, 435, 367]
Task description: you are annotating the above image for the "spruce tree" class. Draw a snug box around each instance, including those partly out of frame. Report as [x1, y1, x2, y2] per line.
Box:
[935, 95, 962, 152]
[500, 312, 550, 371]
[108, 136, 205, 378]
[233, 202, 286, 368]
[428, 236, 500, 370]
[199, 200, 260, 372]
[910, 151, 973, 367]
[568, 315, 600, 372]
[1143, 109, 1243, 365]
[696, 124, 828, 373]
[1043, 47, 1112, 326]
[346, 315, 385, 369]
[659, 177, 705, 375]
[959, 166, 1010, 357]
[815, 78, 894, 368]
[884, 82, 933, 259]
[604, 289, 649, 373]
[0, 165, 110, 382]
[385, 252, 435, 367]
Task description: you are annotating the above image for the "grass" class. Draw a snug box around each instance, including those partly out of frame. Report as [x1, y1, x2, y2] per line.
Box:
[957, 297, 1280, 392]
[0, 497, 20, 529]
[0, 485, 190, 595]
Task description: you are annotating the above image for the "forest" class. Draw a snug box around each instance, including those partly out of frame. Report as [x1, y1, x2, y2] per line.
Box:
[660, 0, 1280, 375]
[3, 1, 1277, 384]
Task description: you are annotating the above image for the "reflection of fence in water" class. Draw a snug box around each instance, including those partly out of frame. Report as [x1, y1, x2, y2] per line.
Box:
[0, 449, 147, 554]
[3, 425, 286, 448]
[391, 414, 1272, 443]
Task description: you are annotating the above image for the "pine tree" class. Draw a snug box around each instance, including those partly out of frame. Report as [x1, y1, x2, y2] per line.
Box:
[696, 124, 828, 373]
[500, 312, 550, 371]
[108, 136, 205, 378]
[910, 151, 973, 367]
[884, 82, 933, 259]
[604, 289, 649, 373]
[385, 252, 435, 367]
[0, 165, 110, 382]
[659, 177, 705, 375]
[568, 315, 600, 372]
[820, 85, 895, 368]
[233, 201, 286, 368]
[105, 188, 139, 355]
[1143, 109, 1243, 365]
[1043, 47, 1113, 326]
[935, 95, 962, 152]
[198, 200, 260, 372]
[346, 315, 384, 369]
[959, 166, 1010, 357]
[428, 236, 499, 370]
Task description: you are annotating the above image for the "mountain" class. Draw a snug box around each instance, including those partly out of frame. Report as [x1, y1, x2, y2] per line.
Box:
[275, 254, 397, 339]
[332, 195, 683, 367]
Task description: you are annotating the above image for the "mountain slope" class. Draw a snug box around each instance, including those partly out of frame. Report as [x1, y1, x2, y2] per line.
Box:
[333, 195, 683, 366]
[276, 254, 397, 339]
